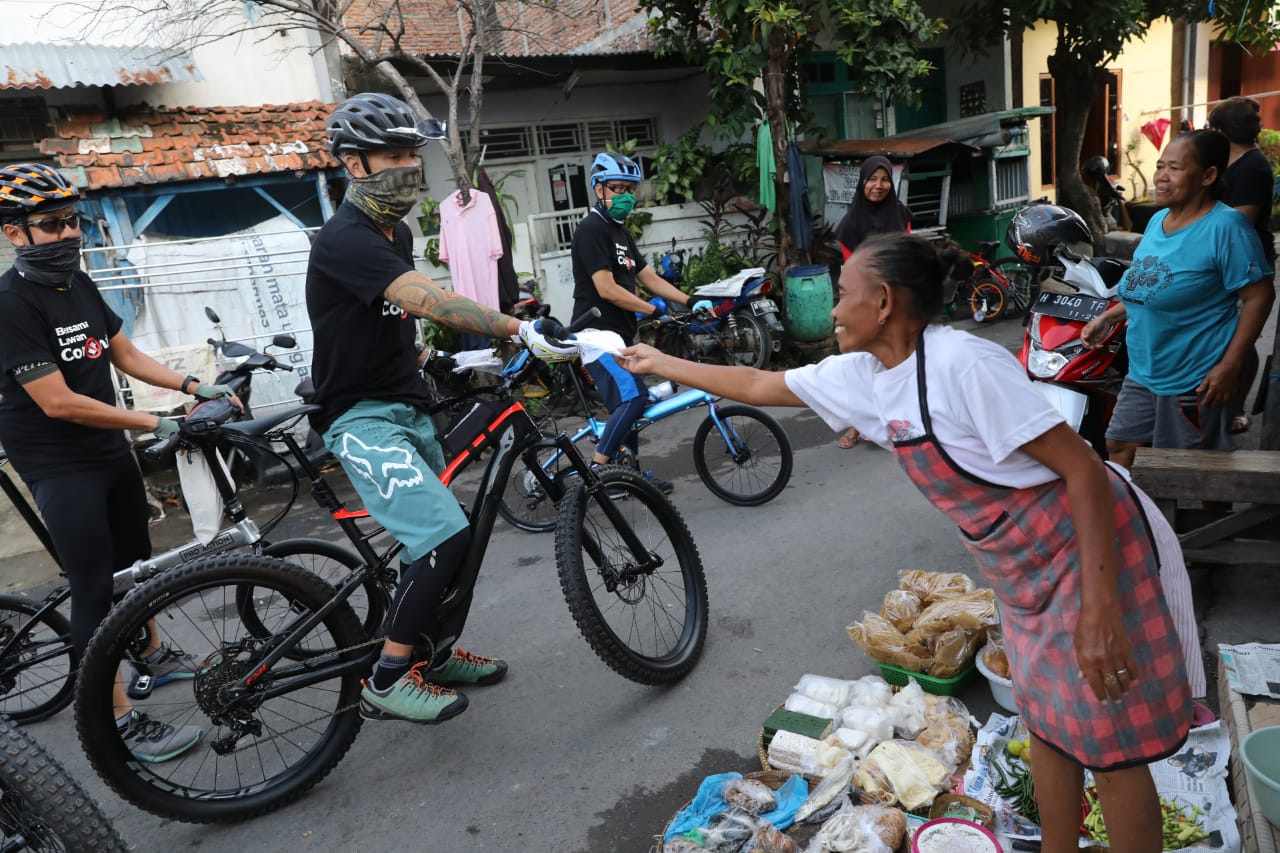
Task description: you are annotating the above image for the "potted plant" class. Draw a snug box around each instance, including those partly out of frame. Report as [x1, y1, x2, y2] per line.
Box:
[418, 196, 441, 236]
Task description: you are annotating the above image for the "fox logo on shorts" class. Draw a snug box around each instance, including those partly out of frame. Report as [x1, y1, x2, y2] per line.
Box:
[338, 434, 425, 498]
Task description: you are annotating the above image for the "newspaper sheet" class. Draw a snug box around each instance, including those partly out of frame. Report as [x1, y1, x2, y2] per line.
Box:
[1219, 643, 1280, 699]
[961, 713, 1239, 852]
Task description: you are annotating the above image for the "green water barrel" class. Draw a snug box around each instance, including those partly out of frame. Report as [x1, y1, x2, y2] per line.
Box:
[785, 264, 834, 341]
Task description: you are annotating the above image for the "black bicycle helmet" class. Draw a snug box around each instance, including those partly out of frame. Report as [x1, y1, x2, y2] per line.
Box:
[1006, 203, 1092, 265]
[0, 163, 79, 222]
[325, 92, 447, 156]
[1082, 156, 1110, 179]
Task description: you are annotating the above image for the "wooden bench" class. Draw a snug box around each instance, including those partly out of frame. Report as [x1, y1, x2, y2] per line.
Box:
[1130, 448, 1280, 566]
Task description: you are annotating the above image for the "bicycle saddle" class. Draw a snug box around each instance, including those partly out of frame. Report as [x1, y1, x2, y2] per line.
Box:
[222, 404, 320, 438]
[977, 241, 1001, 257]
[294, 378, 315, 402]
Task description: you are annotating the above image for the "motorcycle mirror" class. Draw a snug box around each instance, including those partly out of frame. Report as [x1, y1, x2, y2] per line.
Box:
[538, 304, 551, 318]
[222, 341, 254, 358]
[272, 334, 297, 349]
[205, 307, 221, 324]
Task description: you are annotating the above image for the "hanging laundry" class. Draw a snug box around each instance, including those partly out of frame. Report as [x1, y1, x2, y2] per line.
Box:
[757, 122, 776, 212]
[439, 188, 504, 310]
[476, 167, 520, 314]
[787, 141, 813, 254]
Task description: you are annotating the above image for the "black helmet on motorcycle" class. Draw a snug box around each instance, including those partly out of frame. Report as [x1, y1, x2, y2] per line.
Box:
[0, 162, 79, 222]
[1082, 156, 1110, 180]
[1006, 203, 1092, 265]
[325, 93, 447, 156]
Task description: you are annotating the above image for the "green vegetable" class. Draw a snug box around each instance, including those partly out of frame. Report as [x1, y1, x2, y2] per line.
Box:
[1082, 787, 1209, 848]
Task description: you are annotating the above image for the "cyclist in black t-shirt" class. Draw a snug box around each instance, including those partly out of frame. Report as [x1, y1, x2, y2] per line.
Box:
[0, 162, 230, 761]
[570, 152, 709, 493]
[308, 93, 571, 725]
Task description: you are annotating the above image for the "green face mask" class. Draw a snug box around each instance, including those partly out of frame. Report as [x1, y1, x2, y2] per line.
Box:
[607, 193, 636, 221]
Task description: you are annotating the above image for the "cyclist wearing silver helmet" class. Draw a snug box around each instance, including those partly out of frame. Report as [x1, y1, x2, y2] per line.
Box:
[570, 151, 708, 492]
[308, 92, 569, 725]
[0, 162, 222, 761]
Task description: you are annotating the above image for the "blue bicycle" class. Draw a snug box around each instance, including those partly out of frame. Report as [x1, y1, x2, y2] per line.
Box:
[497, 346, 794, 532]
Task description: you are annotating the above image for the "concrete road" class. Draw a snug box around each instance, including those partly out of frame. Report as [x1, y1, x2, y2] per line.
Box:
[13, 314, 1279, 853]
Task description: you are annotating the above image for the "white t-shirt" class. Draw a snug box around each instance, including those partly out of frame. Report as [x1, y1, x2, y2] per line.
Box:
[784, 325, 1068, 488]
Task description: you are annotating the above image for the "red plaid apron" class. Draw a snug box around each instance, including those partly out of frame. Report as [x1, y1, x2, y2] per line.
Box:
[892, 334, 1190, 770]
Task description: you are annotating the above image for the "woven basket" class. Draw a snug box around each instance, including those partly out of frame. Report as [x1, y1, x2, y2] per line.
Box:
[658, 769, 800, 851]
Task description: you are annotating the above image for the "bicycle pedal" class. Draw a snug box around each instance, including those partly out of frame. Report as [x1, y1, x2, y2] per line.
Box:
[127, 672, 155, 700]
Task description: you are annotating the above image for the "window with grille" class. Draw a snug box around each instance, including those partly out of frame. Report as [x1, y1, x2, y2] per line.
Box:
[538, 123, 582, 154]
[472, 117, 658, 162]
[477, 125, 535, 159]
[0, 98, 52, 156]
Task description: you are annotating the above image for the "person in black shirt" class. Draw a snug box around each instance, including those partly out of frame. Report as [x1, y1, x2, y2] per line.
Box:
[309, 93, 570, 725]
[0, 162, 225, 761]
[1208, 97, 1277, 434]
[570, 152, 707, 492]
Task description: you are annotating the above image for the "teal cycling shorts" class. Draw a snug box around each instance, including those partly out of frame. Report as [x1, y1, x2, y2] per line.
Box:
[322, 400, 468, 562]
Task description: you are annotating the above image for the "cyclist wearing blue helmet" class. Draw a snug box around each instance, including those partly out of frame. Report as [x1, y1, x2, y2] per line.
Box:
[570, 151, 709, 492]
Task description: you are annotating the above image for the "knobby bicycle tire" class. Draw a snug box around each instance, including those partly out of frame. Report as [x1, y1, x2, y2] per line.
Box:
[0, 715, 128, 852]
[554, 466, 708, 684]
[990, 259, 1038, 317]
[692, 405, 793, 506]
[75, 554, 366, 823]
[0, 594, 77, 725]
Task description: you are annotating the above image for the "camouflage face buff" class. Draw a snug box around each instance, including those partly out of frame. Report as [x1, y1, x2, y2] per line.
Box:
[344, 165, 424, 229]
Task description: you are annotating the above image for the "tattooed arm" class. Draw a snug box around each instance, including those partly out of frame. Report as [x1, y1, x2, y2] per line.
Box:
[384, 271, 520, 338]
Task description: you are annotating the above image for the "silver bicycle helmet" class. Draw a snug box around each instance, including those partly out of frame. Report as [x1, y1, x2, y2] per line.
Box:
[326, 93, 447, 156]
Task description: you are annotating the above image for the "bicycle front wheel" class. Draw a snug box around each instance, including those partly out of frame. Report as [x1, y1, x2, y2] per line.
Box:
[74, 554, 368, 823]
[554, 467, 707, 685]
[0, 715, 128, 852]
[693, 405, 792, 506]
[969, 279, 1007, 321]
[0, 593, 77, 725]
[991, 259, 1038, 317]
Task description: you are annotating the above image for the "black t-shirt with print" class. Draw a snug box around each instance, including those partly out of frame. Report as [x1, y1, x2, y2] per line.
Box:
[1223, 148, 1277, 262]
[571, 207, 649, 341]
[0, 268, 130, 479]
[306, 202, 437, 434]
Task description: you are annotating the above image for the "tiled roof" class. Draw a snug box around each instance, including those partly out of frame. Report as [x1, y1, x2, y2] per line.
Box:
[37, 101, 338, 191]
[344, 0, 657, 57]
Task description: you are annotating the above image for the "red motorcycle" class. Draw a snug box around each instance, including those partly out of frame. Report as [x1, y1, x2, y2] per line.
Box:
[1008, 204, 1130, 457]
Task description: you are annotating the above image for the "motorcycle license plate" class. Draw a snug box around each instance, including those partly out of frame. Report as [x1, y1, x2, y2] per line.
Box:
[1033, 291, 1109, 323]
[751, 299, 778, 316]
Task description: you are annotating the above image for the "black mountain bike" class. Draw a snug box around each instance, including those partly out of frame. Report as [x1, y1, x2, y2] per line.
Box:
[0, 714, 128, 852]
[0, 436, 357, 725]
[72, 311, 708, 823]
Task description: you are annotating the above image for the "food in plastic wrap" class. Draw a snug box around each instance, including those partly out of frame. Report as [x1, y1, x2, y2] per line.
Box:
[796, 755, 856, 822]
[879, 589, 921, 633]
[923, 694, 971, 725]
[846, 613, 932, 673]
[898, 570, 975, 605]
[783, 692, 839, 720]
[982, 642, 1010, 680]
[768, 730, 824, 777]
[887, 680, 928, 740]
[839, 705, 893, 746]
[700, 807, 757, 852]
[846, 675, 894, 709]
[915, 715, 974, 767]
[723, 777, 777, 814]
[752, 820, 798, 853]
[828, 727, 869, 756]
[912, 589, 998, 637]
[803, 800, 906, 853]
[927, 627, 980, 678]
[815, 739, 852, 771]
[663, 838, 710, 853]
[853, 740, 955, 810]
[793, 674, 856, 708]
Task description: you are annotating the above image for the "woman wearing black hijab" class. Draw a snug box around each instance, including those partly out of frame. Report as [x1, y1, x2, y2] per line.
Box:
[833, 155, 913, 447]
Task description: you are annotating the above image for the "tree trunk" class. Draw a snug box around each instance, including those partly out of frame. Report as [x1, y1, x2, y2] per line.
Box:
[376, 58, 472, 200]
[1046, 51, 1108, 252]
[765, 29, 794, 274]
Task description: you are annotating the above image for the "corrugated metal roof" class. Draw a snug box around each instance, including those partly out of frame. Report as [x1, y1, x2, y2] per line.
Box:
[1, 42, 203, 91]
[798, 138, 981, 159]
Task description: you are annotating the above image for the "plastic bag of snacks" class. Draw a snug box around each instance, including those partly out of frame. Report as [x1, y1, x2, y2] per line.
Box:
[898, 570, 975, 605]
[854, 740, 955, 810]
[879, 589, 922, 633]
[793, 674, 856, 708]
[846, 613, 932, 673]
[927, 627, 981, 679]
[911, 589, 999, 636]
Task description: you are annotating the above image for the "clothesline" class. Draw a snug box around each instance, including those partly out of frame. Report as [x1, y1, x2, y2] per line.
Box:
[1137, 87, 1280, 116]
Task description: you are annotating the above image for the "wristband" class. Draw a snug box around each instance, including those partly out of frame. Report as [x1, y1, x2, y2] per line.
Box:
[181, 375, 200, 395]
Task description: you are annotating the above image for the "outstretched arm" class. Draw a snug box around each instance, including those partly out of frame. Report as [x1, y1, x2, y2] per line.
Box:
[617, 343, 804, 408]
[384, 271, 520, 338]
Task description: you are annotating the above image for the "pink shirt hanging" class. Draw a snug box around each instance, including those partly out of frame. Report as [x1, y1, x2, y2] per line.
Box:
[438, 189, 504, 310]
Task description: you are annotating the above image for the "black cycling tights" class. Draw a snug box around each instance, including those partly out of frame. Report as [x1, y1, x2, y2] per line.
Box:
[27, 455, 152, 655]
[385, 527, 471, 647]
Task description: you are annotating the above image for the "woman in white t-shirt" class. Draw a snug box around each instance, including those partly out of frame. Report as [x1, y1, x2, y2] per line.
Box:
[620, 233, 1191, 853]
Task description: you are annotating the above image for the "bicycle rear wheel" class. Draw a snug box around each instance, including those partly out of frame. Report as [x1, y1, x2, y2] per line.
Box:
[74, 554, 368, 823]
[991, 259, 1038, 317]
[0, 594, 76, 725]
[499, 433, 574, 533]
[969, 279, 1007, 322]
[0, 715, 128, 852]
[692, 405, 792, 506]
[554, 466, 707, 684]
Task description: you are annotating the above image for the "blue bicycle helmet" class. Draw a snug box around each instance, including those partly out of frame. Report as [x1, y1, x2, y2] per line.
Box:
[590, 152, 642, 188]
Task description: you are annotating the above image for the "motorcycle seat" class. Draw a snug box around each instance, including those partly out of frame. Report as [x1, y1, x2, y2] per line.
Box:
[294, 378, 315, 402]
[1088, 257, 1130, 288]
[223, 404, 320, 438]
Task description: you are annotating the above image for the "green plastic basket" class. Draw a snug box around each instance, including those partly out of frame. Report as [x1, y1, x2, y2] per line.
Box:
[877, 662, 976, 696]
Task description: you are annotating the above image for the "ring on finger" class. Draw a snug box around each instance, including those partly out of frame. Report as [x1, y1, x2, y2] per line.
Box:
[1116, 668, 1129, 676]
[1103, 673, 1118, 684]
